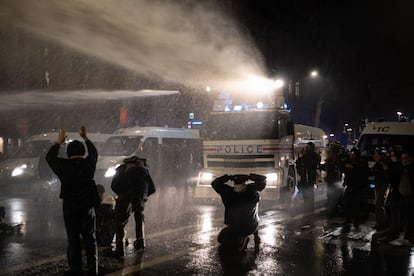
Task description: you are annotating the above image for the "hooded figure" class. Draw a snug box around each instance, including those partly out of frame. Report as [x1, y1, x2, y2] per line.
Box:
[111, 155, 155, 257]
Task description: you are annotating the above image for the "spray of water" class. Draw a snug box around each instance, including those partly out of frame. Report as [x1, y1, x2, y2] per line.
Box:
[0, 0, 268, 94]
[0, 89, 179, 110]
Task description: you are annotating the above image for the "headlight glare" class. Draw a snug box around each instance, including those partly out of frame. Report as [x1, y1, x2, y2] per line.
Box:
[266, 172, 278, 182]
[201, 172, 213, 182]
[104, 167, 117, 178]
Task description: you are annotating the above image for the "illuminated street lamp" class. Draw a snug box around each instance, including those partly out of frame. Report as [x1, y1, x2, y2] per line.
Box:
[310, 70, 318, 78]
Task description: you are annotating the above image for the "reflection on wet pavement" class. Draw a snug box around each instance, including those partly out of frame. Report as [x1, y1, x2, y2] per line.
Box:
[2, 185, 414, 275]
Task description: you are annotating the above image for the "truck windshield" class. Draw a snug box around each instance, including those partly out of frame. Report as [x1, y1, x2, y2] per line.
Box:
[202, 111, 293, 140]
[100, 136, 142, 156]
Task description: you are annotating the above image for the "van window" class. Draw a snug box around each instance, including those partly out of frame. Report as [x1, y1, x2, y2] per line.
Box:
[100, 136, 142, 156]
[358, 134, 414, 157]
[14, 141, 52, 158]
[140, 137, 158, 158]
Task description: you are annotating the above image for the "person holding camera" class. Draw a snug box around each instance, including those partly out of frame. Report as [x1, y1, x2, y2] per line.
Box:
[211, 173, 266, 252]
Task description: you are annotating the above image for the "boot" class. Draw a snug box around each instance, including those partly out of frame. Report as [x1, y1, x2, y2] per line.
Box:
[134, 238, 145, 251]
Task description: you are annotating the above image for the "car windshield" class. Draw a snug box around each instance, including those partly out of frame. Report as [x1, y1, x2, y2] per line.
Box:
[100, 136, 142, 156]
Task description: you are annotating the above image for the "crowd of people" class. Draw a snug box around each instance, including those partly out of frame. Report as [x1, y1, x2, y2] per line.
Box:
[296, 140, 414, 244]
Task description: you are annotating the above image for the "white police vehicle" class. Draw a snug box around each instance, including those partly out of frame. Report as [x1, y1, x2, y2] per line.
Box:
[95, 126, 202, 192]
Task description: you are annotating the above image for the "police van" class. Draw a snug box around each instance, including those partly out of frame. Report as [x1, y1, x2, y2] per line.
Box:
[0, 131, 111, 184]
[95, 126, 202, 191]
[357, 121, 414, 157]
[357, 121, 414, 203]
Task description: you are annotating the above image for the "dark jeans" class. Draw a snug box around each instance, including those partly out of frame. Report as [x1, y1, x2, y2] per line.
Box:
[96, 204, 115, 247]
[300, 183, 315, 213]
[387, 188, 401, 233]
[115, 197, 145, 248]
[343, 189, 361, 227]
[326, 182, 343, 216]
[218, 225, 258, 248]
[63, 200, 98, 275]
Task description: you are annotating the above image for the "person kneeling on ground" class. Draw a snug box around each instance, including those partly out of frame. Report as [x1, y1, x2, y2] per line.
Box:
[212, 173, 266, 252]
[95, 184, 116, 247]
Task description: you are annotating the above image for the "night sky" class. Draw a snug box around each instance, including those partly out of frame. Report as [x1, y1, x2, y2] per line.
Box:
[235, 0, 414, 133]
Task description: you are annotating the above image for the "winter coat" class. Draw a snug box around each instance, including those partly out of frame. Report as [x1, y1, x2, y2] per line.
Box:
[46, 140, 98, 207]
[212, 175, 260, 235]
[111, 164, 155, 200]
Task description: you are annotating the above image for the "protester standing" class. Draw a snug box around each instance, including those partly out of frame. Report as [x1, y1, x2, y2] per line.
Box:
[342, 148, 368, 230]
[381, 148, 403, 240]
[111, 156, 155, 257]
[296, 142, 321, 213]
[372, 148, 390, 230]
[322, 142, 344, 216]
[46, 126, 99, 276]
[399, 150, 414, 244]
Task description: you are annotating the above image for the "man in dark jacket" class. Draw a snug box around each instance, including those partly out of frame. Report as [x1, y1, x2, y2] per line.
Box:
[46, 126, 98, 276]
[399, 150, 414, 244]
[111, 156, 155, 257]
[342, 147, 368, 230]
[212, 173, 266, 252]
[296, 142, 321, 213]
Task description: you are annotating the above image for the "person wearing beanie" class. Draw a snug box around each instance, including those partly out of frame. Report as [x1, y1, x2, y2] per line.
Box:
[46, 126, 99, 276]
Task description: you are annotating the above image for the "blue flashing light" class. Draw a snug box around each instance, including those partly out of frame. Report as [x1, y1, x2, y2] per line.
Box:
[369, 183, 375, 189]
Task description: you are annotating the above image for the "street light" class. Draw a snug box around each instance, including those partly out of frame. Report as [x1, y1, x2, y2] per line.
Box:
[310, 70, 318, 78]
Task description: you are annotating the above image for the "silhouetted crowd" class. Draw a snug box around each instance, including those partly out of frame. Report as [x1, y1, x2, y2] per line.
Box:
[298, 141, 414, 244]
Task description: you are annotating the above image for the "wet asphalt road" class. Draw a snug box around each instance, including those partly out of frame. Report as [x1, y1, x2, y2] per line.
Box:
[1, 180, 414, 276]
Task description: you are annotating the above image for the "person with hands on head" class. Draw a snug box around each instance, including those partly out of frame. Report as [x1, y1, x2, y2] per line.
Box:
[46, 126, 99, 276]
[212, 173, 266, 252]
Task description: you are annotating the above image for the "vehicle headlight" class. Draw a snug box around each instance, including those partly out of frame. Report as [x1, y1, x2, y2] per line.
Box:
[266, 172, 278, 182]
[104, 167, 117, 178]
[200, 172, 213, 182]
[11, 164, 27, 177]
